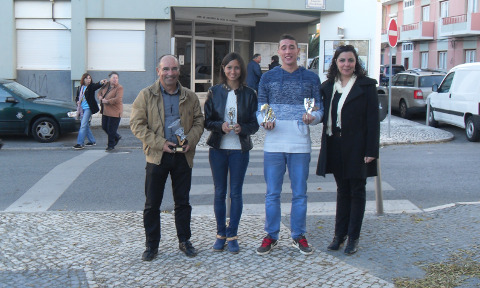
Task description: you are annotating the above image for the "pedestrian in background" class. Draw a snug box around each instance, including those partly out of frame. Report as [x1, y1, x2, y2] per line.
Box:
[73, 73, 106, 150]
[130, 55, 204, 261]
[268, 55, 281, 70]
[316, 45, 379, 255]
[256, 34, 323, 256]
[98, 72, 123, 152]
[204, 52, 259, 253]
[246, 53, 262, 92]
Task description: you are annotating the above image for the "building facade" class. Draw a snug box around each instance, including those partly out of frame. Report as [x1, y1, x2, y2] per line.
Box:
[381, 0, 480, 71]
[1, 0, 381, 103]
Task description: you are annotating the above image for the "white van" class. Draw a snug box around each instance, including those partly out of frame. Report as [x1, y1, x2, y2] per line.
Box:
[427, 63, 480, 142]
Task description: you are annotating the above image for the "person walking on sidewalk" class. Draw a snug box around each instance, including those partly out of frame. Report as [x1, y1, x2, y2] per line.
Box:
[246, 53, 262, 92]
[204, 52, 259, 254]
[98, 71, 123, 152]
[130, 55, 204, 261]
[72, 73, 106, 150]
[316, 45, 379, 255]
[256, 34, 323, 256]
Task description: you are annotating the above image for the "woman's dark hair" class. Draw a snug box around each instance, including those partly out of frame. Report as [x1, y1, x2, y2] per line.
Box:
[326, 45, 367, 81]
[80, 73, 92, 86]
[220, 52, 246, 85]
[271, 55, 279, 62]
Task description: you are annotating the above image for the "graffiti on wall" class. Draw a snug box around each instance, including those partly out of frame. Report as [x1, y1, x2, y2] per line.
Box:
[27, 74, 48, 96]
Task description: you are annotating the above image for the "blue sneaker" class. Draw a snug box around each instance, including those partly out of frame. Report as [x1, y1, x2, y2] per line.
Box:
[227, 236, 239, 254]
[212, 235, 226, 252]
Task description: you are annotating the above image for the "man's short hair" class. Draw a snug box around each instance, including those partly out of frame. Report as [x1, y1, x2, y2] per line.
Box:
[252, 53, 261, 60]
[158, 54, 179, 67]
[279, 34, 298, 47]
[108, 71, 119, 78]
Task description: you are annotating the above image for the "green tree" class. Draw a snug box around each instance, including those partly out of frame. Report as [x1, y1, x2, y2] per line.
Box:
[308, 34, 319, 58]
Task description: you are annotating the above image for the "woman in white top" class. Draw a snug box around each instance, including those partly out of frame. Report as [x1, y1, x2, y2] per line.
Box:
[204, 52, 259, 253]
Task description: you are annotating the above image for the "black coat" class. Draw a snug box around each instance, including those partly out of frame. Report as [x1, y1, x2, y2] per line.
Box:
[204, 84, 259, 151]
[316, 76, 380, 179]
[75, 82, 103, 114]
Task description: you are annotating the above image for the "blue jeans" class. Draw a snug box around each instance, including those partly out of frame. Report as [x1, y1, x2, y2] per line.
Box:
[77, 108, 95, 145]
[263, 152, 310, 240]
[209, 148, 250, 238]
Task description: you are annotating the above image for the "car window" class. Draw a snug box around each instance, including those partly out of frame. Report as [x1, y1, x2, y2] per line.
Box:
[3, 82, 40, 100]
[0, 86, 12, 102]
[394, 74, 407, 86]
[406, 75, 415, 87]
[419, 75, 445, 87]
[438, 72, 454, 93]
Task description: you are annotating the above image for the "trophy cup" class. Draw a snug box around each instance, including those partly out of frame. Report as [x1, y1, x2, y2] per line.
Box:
[227, 107, 236, 129]
[260, 103, 276, 124]
[304, 98, 315, 114]
[167, 119, 188, 152]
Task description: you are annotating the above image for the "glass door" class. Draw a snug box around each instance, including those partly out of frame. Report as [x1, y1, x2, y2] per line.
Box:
[213, 40, 231, 86]
[194, 39, 212, 93]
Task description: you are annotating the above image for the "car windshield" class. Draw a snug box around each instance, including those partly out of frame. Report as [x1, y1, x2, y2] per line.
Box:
[3, 82, 41, 100]
[419, 75, 445, 87]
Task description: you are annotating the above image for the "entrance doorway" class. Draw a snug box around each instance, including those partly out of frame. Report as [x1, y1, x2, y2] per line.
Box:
[193, 38, 231, 93]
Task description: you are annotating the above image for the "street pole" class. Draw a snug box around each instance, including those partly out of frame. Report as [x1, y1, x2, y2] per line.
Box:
[375, 158, 384, 215]
[388, 52, 392, 138]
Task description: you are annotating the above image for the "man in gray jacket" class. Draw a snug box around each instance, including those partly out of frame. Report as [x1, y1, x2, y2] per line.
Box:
[130, 55, 204, 261]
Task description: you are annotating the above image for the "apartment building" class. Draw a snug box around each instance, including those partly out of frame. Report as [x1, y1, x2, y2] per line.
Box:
[381, 0, 480, 71]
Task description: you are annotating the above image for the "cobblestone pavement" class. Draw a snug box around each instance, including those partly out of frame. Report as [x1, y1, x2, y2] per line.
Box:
[0, 212, 393, 288]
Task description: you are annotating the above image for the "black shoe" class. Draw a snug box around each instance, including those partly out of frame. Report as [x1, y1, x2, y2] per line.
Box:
[105, 147, 114, 152]
[114, 135, 122, 147]
[142, 247, 158, 261]
[85, 142, 96, 147]
[344, 238, 359, 255]
[179, 240, 197, 257]
[73, 144, 85, 150]
[327, 236, 347, 251]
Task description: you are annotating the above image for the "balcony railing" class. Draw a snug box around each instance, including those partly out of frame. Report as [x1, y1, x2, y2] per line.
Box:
[402, 23, 419, 32]
[442, 14, 467, 25]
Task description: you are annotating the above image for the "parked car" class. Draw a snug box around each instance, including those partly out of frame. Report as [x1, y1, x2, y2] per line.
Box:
[0, 79, 80, 142]
[427, 62, 480, 142]
[377, 70, 445, 119]
[380, 64, 405, 86]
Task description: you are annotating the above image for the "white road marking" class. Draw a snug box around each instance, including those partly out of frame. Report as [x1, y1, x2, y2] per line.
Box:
[5, 150, 108, 212]
[192, 200, 422, 216]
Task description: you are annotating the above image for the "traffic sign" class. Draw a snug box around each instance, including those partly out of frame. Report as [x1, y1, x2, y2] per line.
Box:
[388, 19, 398, 48]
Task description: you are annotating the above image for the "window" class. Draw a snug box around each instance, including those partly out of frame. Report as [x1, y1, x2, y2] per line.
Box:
[421, 52, 429, 69]
[406, 75, 415, 87]
[438, 51, 447, 70]
[404, 0, 414, 8]
[466, 50, 476, 63]
[422, 5, 430, 21]
[438, 72, 454, 93]
[473, 0, 478, 13]
[403, 43, 413, 51]
[440, 1, 449, 18]
[87, 20, 145, 71]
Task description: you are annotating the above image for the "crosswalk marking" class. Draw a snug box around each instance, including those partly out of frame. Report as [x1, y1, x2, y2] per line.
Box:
[5, 150, 108, 212]
[192, 200, 422, 216]
[190, 181, 395, 195]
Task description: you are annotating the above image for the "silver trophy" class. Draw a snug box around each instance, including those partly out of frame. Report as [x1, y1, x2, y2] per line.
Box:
[227, 107, 236, 129]
[304, 98, 315, 114]
[167, 119, 187, 152]
[260, 103, 276, 124]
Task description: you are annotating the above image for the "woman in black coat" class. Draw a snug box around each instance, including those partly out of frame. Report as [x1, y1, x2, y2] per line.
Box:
[316, 45, 379, 255]
[73, 73, 106, 150]
[204, 52, 259, 253]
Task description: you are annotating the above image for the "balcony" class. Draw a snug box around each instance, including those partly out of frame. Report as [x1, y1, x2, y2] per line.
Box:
[381, 29, 388, 44]
[400, 21, 434, 41]
[438, 13, 480, 37]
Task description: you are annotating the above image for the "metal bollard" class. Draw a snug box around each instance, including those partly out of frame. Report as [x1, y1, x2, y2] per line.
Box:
[374, 157, 384, 215]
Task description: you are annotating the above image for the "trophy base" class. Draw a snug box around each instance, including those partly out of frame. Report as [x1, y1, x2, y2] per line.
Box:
[228, 124, 235, 129]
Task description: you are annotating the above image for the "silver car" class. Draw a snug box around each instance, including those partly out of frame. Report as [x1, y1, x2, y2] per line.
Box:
[377, 70, 445, 119]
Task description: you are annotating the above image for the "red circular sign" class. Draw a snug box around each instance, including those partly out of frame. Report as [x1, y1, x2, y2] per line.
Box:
[388, 19, 398, 48]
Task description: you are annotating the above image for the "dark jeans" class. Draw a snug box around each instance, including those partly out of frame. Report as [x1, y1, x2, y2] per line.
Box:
[209, 148, 249, 238]
[328, 134, 367, 240]
[144, 153, 192, 249]
[101, 115, 121, 149]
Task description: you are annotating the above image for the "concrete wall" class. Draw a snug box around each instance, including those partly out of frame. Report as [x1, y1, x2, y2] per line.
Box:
[254, 22, 310, 44]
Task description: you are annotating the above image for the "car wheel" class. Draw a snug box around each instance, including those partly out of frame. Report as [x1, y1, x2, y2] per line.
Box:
[427, 106, 438, 127]
[465, 116, 480, 142]
[31, 117, 59, 143]
[399, 100, 410, 119]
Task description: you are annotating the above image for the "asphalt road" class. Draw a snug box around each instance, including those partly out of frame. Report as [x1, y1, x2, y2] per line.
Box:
[1, 123, 479, 213]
